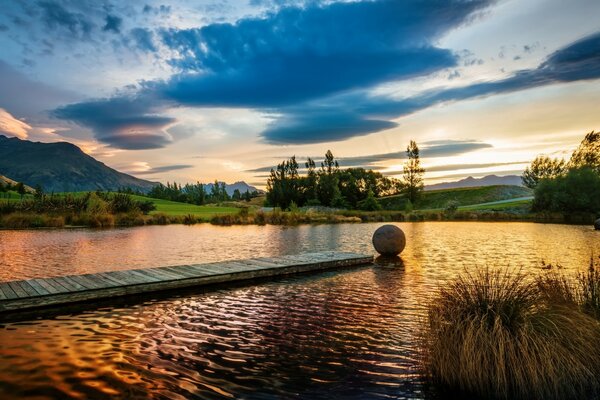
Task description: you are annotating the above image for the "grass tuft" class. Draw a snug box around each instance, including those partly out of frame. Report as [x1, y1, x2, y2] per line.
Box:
[422, 267, 600, 400]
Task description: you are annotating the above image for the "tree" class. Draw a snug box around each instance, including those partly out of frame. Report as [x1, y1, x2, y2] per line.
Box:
[15, 182, 26, 200]
[357, 189, 381, 211]
[402, 140, 425, 203]
[522, 155, 566, 189]
[532, 167, 600, 214]
[317, 150, 342, 207]
[232, 189, 241, 201]
[34, 184, 44, 200]
[569, 131, 600, 174]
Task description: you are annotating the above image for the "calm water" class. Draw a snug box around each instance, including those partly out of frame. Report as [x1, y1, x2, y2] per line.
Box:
[0, 222, 599, 399]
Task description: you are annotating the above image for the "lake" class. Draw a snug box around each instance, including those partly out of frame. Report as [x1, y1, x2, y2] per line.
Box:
[0, 222, 598, 399]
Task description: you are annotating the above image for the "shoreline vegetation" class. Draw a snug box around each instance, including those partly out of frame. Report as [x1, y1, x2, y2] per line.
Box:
[0, 132, 598, 229]
[0, 192, 596, 230]
[422, 257, 600, 399]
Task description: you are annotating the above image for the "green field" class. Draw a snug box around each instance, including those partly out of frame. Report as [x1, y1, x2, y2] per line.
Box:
[379, 185, 533, 210]
[1, 191, 239, 218]
[128, 195, 238, 217]
[459, 199, 532, 212]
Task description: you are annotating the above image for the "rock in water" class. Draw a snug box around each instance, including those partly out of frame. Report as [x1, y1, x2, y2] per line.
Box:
[372, 225, 406, 256]
[595, 218, 600, 230]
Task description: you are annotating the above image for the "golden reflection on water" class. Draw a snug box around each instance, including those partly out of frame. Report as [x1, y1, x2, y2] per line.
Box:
[0, 222, 599, 399]
[0, 222, 599, 282]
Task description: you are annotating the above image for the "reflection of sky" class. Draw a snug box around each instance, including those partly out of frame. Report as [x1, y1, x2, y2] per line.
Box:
[0, 0, 598, 187]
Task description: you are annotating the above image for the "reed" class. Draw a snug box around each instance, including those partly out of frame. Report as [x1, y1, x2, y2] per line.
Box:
[422, 267, 600, 400]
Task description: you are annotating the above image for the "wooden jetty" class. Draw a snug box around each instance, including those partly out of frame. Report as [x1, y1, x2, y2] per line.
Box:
[0, 251, 372, 313]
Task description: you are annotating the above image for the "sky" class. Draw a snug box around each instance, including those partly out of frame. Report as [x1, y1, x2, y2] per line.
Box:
[0, 0, 599, 188]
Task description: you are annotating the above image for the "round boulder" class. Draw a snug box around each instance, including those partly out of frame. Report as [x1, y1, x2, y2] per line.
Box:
[595, 218, 600, 231]
[372, 224, 406, 256]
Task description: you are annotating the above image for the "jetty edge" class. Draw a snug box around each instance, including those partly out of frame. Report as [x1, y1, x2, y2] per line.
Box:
[0, 251, 373, 313]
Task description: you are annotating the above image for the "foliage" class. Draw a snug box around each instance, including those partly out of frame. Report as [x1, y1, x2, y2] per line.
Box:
[521, 155, 566, 189]
[569, 131, 600, 174]
[443, 200, 459, 217]
[357, 190, 381, 211]
[532, 167, 600, 214]
[266, 150, 400, 209]
[402, 140, 425, 203]
[422, 267, 600, 400]
[148, 181, 259, 205]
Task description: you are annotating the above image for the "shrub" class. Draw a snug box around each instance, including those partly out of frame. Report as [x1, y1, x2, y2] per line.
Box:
[444, 200, 460, 218]
[578, 256, 600, 318]
[422, 268, 600, 400]
[183, 214, 197, 225]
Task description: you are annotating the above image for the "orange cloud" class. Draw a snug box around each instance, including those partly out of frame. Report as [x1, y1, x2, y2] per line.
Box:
[0, 108, 31, 139]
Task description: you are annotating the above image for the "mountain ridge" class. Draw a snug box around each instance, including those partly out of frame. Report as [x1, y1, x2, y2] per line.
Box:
[0, 135, 157, 192]
[426, 174, 523, 191]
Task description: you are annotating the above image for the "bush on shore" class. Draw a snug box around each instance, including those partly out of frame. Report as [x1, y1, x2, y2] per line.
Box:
[422, 267, 600, 400]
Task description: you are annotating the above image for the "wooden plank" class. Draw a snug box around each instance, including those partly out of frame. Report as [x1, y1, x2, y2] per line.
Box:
[0, 252, 373, 314]
[30, 278, 64, 295]
[0, 283, 18, 300]
[50, 277, 81, 293]
[7, 281, 29, 298]
[24, 279, 52, 296]
[15, 281, 40, 297]
[68, 275, 105, 290]
[125, 269, 163, 283]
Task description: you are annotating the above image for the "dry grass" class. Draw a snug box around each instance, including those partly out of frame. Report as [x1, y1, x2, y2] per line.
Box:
[422, 268, 600, 400]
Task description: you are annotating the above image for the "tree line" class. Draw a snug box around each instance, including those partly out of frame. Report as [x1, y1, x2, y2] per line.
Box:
[147, 181, 260, 205]
[522, 131, 600, 215]
[266, 142, 425, 210]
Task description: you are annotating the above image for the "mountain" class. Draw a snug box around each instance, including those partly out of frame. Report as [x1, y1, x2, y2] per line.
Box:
[203, 181, 262, 196]
[0, 135, 157, 192]
[426, 174, 523, 191]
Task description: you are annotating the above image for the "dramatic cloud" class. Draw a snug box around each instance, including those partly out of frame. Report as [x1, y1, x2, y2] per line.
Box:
[0, 108, 32, 139]
[157, 0, 489, 107]
[247, 140, 493, 173]
[263, 31, 600, 143]
[53, 96, 175, 150]
[52, 0, 492, 148]
[50, 2, 600, 148]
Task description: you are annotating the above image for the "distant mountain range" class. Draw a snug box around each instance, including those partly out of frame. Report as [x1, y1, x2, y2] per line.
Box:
[426, 174, 523, 191]
[202, 181, 261, 196]
[0, 135, 260, 194]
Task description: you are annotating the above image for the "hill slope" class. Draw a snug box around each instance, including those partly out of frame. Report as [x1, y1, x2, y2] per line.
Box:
[379, 185, 533, 210]
[426, 175, 523, 190]
[0, 135, 157, 192]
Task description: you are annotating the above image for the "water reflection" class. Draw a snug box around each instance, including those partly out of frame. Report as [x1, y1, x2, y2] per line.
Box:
[0, 222, 599, 399]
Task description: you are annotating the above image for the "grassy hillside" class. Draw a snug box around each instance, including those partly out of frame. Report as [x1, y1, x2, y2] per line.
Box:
[379, 185, 533, 210]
